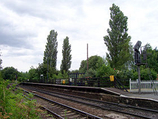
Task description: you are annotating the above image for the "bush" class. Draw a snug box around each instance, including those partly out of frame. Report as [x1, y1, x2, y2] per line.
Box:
[85, 68, 97, 77]
[116, 70, 134, 80]
[133, 68, 157, 81]
[96, 64, 115, 77]
[0, 79, 41, 118]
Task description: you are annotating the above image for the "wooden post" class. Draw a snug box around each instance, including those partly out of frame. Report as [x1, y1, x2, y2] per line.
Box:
[87, 44, 89, 71]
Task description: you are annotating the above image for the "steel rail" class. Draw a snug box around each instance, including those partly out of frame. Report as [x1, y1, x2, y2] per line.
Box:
[22, 88, 102, 119]
[23, 86, 155, 119]
[40, 106, 64, 119]
[39, 90, 154, 119]
[27, 86, 158, 113]
[21, 89, 64, 119]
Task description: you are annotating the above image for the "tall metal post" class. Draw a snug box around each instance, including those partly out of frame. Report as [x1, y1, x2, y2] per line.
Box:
[134, 41, 142, 94]
[138, 65, 141, 94]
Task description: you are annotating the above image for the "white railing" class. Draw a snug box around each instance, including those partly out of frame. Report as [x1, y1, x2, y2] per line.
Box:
[129, 79, 158, 92]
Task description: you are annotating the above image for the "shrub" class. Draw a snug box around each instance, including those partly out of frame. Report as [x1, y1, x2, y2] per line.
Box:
[133, 68, 157, 81]
[116, 70, 134, 80]
[85, 68, 97, 77]
[0, 79, 41, 119]
[96, 64, 115, 77]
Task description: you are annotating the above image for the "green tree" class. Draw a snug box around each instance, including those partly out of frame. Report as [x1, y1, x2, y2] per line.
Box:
[36, 63, 47, 80]
[133, 67, 157, 81]
[96, 64, 115, 77]
[0, 50, 2, 70]
[0, 51, 2, 79]
[70, 69, 79, 74]
[104, 4, 133, 70]
[43, 30, 58, 78]
[18, 71, 29, 82]
[85, 68, 97, 77]
[79, 55, 105, 77]
[60, 36, 72, 73]
[144, 44, 158, 73]
[1, 67, 18, 80]
[28, 66, 38, 82]
[79, 60, 87, 73]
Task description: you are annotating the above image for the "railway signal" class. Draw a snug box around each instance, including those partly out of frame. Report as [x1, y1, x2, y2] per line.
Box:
[134, 41, 142, 94]
[134, 41, 142, 65]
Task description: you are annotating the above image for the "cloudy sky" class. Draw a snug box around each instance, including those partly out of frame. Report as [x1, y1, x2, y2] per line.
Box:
[0, 0, 158, 72]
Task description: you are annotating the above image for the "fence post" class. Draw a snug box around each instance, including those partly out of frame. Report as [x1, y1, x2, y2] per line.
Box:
[114, 77, 116, 88]
[98, 78, 100, 87]
[74, 78, 77, 85]
[129, 78, 131, 92]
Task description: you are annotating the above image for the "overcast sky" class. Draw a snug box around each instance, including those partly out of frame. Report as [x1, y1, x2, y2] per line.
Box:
[0, 0, 158, 72]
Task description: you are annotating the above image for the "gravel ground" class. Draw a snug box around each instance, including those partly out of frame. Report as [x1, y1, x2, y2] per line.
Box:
[22, 86, 140, 119]
[20, 84, 158, 119]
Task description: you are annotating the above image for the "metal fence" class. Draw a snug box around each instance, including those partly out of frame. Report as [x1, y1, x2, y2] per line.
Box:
[129, 79, 158, 92]
[68, 77, 114, 87]
[35, 76, 129, 91]
[54, 77, 129, 91]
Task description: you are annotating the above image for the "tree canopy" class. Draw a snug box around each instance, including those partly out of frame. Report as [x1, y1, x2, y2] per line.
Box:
[1, 67, 18, 80]
[143, 44, 158, 73]
[43, 30, 58, 78]
[60, 36, 72, 73]
[104, 4, 133, 70]
[79, 55, 105, 77]
[0, 50, 2, 70]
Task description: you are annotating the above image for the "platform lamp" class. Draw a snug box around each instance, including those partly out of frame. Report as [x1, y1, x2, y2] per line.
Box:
[134, 41, 142, 94]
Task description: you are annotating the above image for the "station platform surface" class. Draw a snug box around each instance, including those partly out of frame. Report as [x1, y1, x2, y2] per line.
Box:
[105, 87, 158, 102]
[21, 82, 158, 102]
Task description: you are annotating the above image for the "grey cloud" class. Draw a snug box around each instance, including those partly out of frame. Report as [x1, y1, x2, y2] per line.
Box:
[0, 32, 34, 49]
[1, 0, 84, 21]
[0, 11, 36, 48]
[0, 22, 36, 49]
[1, 0, 57, 21]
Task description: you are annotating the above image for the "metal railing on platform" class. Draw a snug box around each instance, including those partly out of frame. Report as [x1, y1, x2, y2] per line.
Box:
[129, 79, 158, 93]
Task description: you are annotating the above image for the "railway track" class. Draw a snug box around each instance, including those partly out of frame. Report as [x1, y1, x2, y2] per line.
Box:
[22, 88, 103, 119]
[20, 85, 158, 119]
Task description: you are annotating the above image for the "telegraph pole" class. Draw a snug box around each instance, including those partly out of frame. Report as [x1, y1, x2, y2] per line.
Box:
[87, 44, 89, 71]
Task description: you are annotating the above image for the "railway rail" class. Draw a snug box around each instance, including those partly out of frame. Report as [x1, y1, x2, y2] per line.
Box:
[20, 85, 158, 119]
[22, 88, 103, 119]
[11, 83, 101, 118]
[21, 90, 64, 119]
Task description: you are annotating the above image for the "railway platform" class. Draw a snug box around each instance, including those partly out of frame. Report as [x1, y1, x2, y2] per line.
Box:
[104, 87, 158, 102]
[21, 82, 158, 103]
[20, 82, 158, 119]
